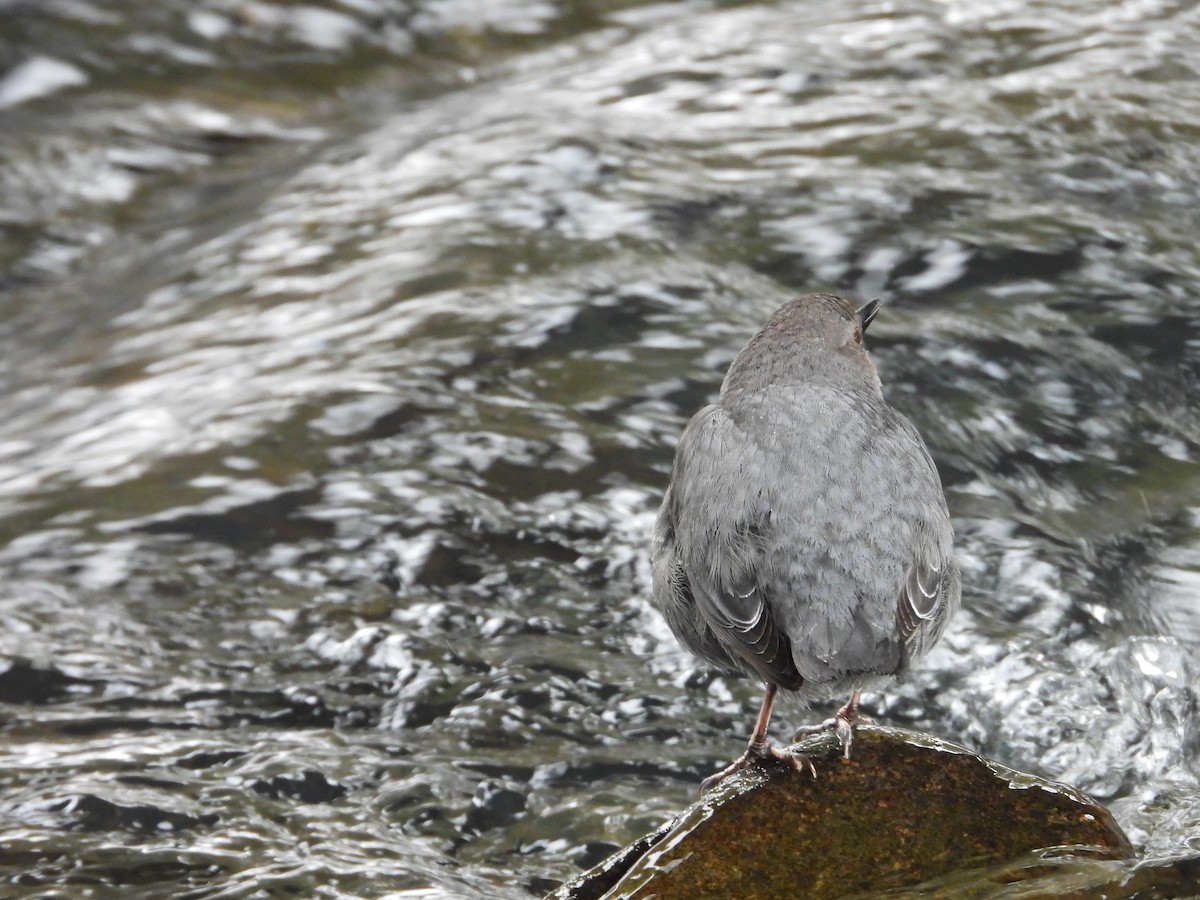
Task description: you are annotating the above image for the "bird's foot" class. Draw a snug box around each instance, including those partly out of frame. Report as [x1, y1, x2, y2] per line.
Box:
[793, 692, 872, 760]
[700, 741, 816, 793]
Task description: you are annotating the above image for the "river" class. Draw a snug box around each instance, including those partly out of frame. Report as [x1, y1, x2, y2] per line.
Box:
[1, 1, 1198, 897]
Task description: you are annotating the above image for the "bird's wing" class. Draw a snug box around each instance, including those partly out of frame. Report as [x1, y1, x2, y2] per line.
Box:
[891, 427, 960, 656]
[687, 566, 802, 689]
[668, 406, 803, 689]
[896, 546, 960, 664]
[898, 556, 943, 638]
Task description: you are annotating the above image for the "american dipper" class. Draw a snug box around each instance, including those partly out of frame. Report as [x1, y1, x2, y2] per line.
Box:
[651, 293, 959, 790]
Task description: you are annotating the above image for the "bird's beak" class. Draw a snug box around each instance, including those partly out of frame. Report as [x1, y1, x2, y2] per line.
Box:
[858, 299, 881, 333]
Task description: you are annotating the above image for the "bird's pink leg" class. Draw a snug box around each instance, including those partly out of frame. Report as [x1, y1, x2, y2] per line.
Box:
[701, 683, 815, 792]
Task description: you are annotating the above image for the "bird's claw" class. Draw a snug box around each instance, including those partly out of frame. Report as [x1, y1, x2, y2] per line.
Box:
[701, 743, 816, 793]
[794, 693, 872, 760]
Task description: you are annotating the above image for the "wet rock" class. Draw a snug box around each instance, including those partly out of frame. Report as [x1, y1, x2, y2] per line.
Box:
[462, 780, 527, 835]
[136, 485, 334, 549]
[552, 725, 1135, 900]
[0, 657, 91, 704]
[412, 539, 484, 587]
[55, 794, 218, 833]
[173, 748, 247, 770]
[249, 770, 346, 803]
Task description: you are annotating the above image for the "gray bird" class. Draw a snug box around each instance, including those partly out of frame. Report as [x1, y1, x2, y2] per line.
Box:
[651, 293, 959, 790]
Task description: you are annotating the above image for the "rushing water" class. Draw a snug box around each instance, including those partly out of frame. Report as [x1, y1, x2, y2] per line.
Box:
[1, 1, 1199, 897]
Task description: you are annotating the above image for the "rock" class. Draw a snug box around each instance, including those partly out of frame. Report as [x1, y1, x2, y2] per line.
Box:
[249, 770, 346, 803]
[54, 794, 218, 832]
[0, 656, 90, 704]
[552, 725, 1136, 900]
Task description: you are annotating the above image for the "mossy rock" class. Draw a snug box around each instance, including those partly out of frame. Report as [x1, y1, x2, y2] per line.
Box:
[553, 725, 1139, 900]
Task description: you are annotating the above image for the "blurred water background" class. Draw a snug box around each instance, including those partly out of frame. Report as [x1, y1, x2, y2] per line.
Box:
[1, 0, 1199, 897]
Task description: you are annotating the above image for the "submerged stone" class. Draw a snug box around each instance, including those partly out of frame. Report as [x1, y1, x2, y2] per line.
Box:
[552, 725, 1136, 900]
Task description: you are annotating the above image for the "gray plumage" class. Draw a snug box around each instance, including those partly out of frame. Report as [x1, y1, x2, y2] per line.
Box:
[652, 294, 959, 716]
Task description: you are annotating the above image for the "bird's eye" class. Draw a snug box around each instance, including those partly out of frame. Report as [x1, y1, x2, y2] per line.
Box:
[853, 329, 862, 345]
